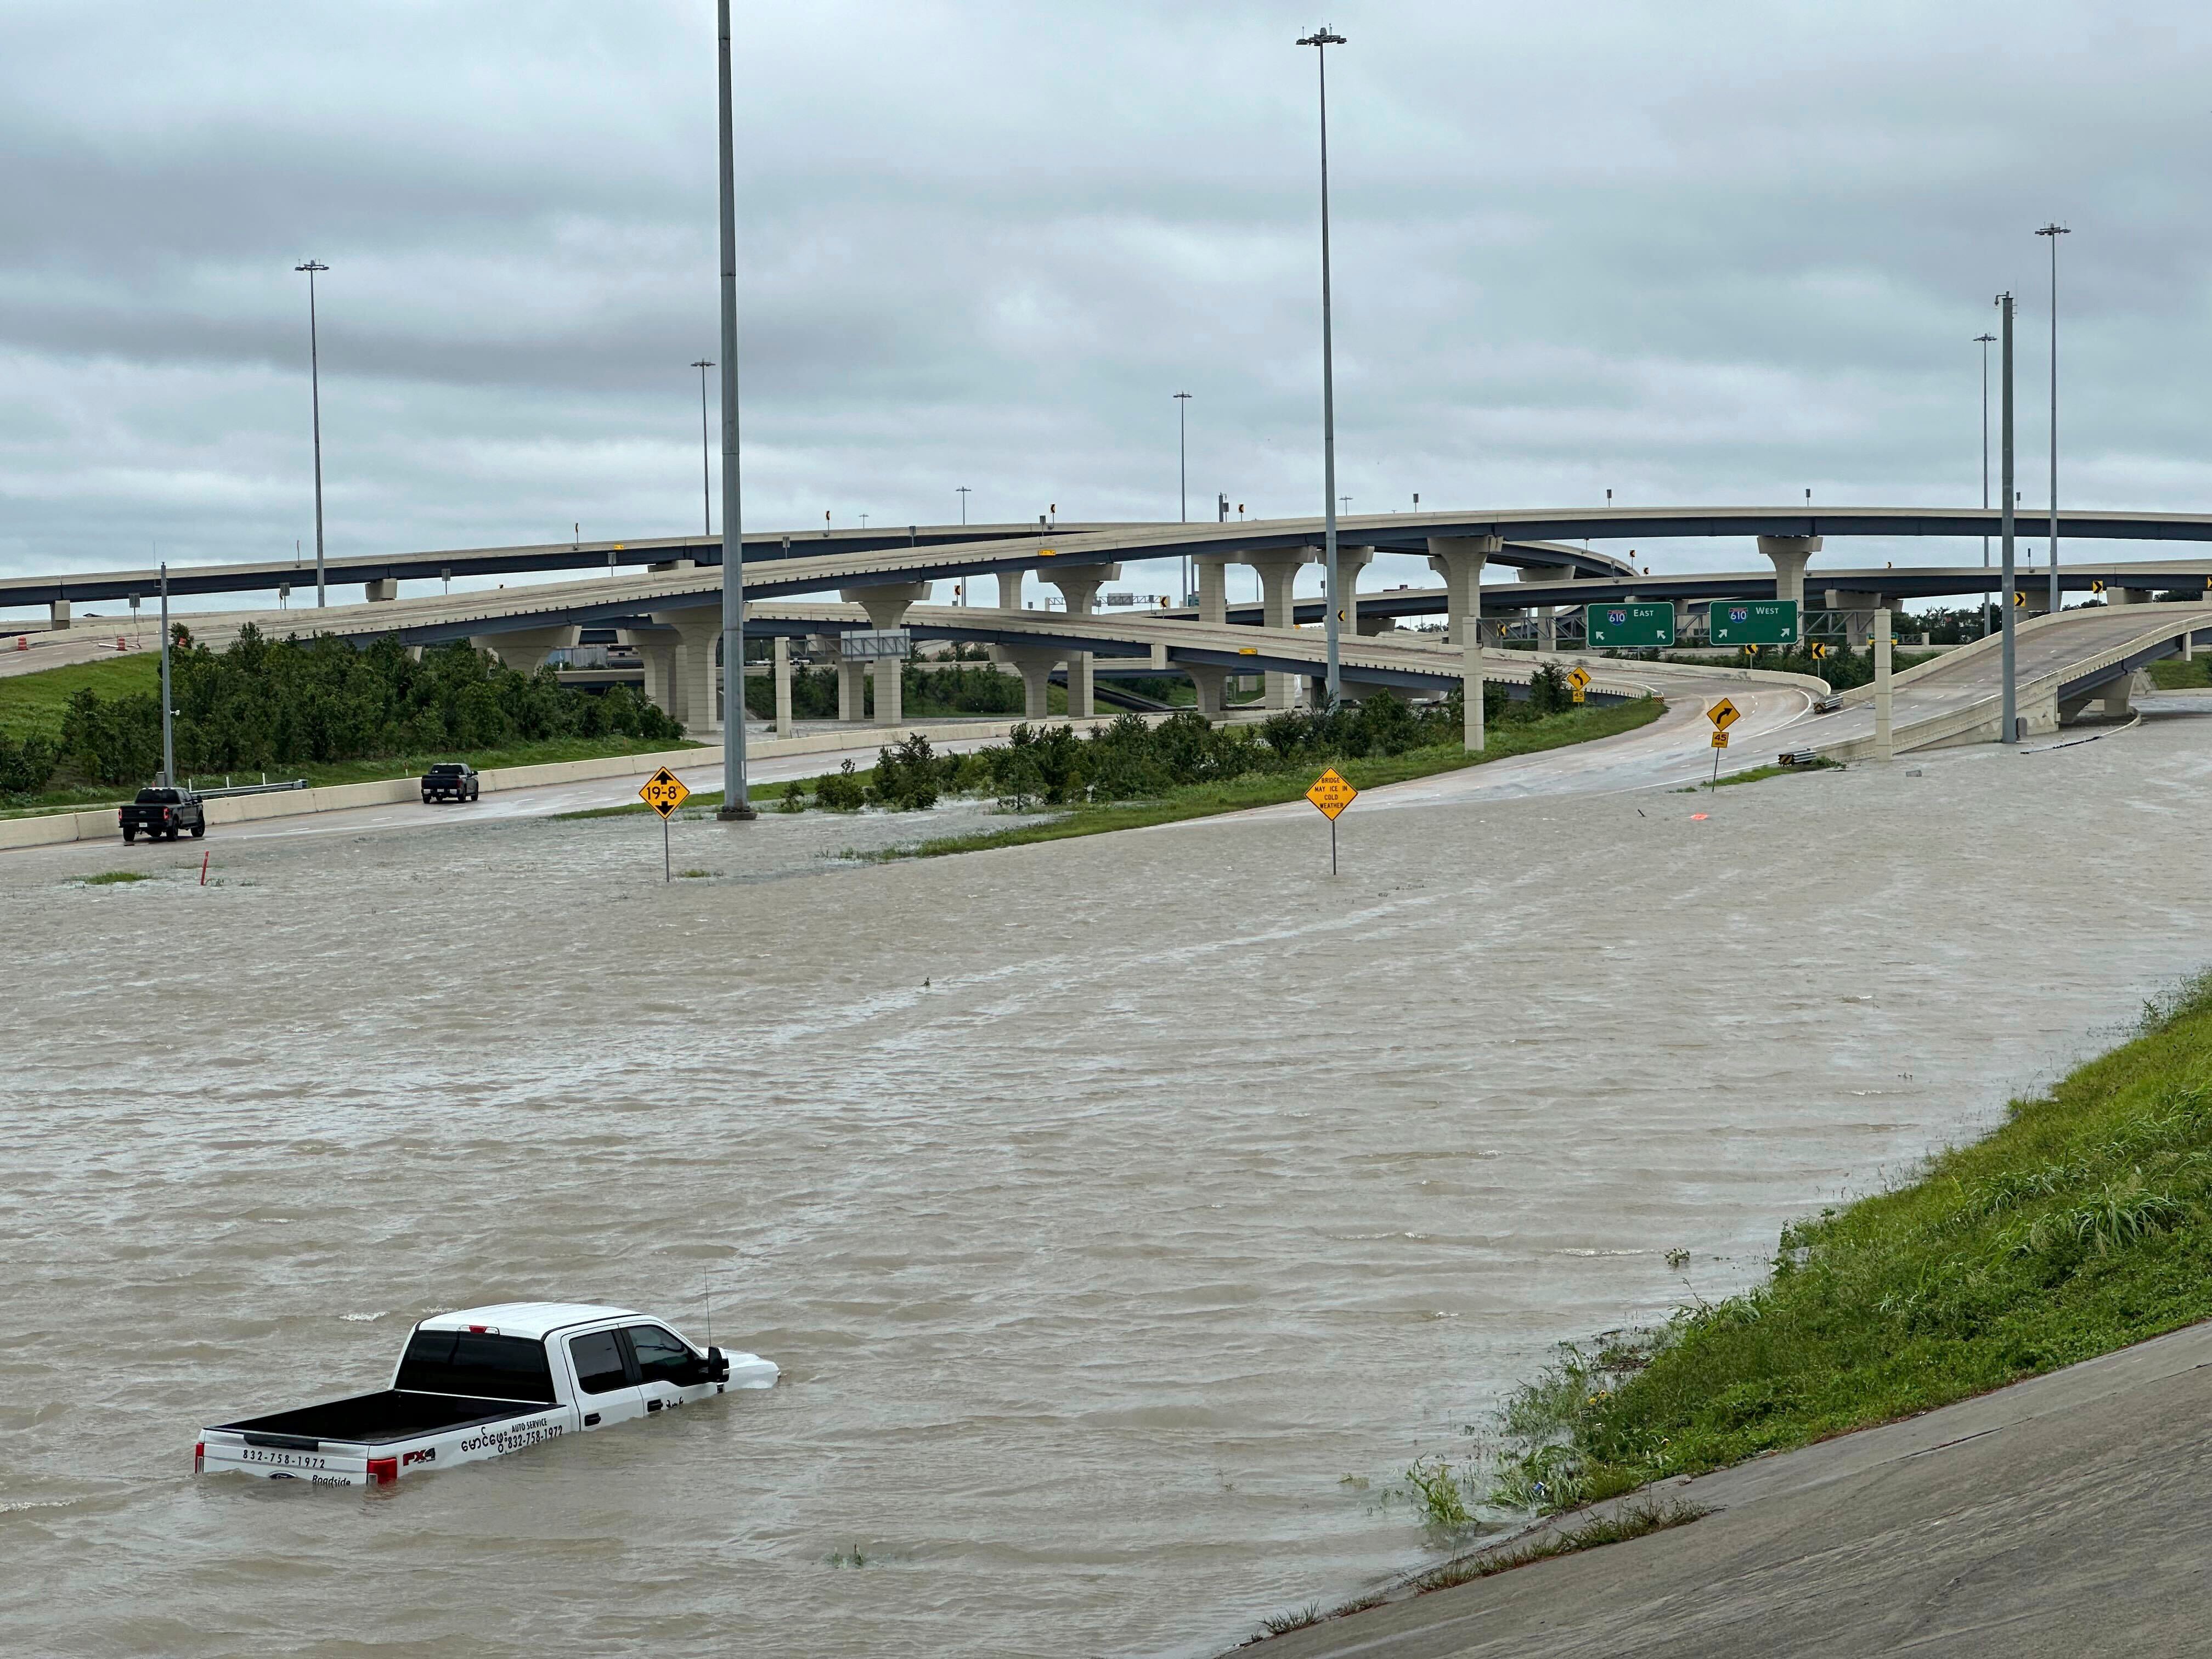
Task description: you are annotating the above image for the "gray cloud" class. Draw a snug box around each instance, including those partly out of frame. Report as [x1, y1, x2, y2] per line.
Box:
[4, 0, 2210, 608]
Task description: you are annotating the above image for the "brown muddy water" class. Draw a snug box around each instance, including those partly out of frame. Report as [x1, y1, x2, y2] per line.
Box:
[7, 715, 2212, 1658]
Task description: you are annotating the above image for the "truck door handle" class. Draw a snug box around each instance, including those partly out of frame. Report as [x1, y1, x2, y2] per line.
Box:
[647, 1400, 662, 1413]
[583, 1413, 601, 1426]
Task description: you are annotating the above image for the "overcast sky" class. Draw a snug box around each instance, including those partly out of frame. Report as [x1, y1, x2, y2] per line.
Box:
[4, 0, 2209, 609]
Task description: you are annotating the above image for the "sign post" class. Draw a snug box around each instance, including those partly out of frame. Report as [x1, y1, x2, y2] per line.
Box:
[640, 766, 691, 882]
[1305, 766, 1357, 874]
[1705, 697, 1740, 789]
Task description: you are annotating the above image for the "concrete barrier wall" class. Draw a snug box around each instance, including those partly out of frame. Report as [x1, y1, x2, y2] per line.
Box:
[0, 715, 1148, 855]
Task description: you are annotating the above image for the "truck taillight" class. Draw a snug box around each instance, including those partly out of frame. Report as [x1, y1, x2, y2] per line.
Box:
[194, 1441, 205, 1474]
[366, 1456, 398, 1486]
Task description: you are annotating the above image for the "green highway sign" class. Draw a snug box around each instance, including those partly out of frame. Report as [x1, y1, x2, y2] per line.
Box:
[1708, 599, 1799, 646]
[1584, 601, 1676, 648]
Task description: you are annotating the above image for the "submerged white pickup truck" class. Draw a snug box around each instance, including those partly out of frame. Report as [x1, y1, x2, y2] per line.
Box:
[196, 1302, 777, 1487]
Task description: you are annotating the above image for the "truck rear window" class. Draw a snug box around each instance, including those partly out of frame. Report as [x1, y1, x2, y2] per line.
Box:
[135, 789, 180, 803]
[394, 1330, 556, 1403]
[429, 765, 467, 775]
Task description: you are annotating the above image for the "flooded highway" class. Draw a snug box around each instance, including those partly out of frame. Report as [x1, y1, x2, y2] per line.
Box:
[7, 707, 2212, 1658]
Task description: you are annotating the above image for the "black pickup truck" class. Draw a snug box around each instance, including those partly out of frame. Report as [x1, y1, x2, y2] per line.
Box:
[120, 787, 205, 843]
[421, 762, 481, 803]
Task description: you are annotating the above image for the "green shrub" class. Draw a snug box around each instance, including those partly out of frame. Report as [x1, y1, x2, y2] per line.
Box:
[814, 759, 866, 811]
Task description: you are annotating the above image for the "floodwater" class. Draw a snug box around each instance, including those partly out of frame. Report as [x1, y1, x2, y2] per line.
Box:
[7, 707, 2212, 1658]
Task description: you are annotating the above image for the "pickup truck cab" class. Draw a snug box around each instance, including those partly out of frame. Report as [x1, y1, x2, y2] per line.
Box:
[421, 761, 481, 803]
[120, 787, 205, 843]
[196, 1302, 776, 1486]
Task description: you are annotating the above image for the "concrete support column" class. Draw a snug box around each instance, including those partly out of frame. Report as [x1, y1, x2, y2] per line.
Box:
[48, 599, 70, 630]
[1517, 563, 1573, 654]
[365, 579, 398, 602]
[997, 646, 1059, 720]
[1825, 590, 1882, 648]
[1245, 548, 1317, 710]
[468, 624, 580, 676]
[2100, 676, 2134, 718]
[838, 658, 866, 722]
[1184, 664, 1231, 719]
[1462, 638, 1485, 753]
[652, 607, 726, 735]
[1873, 628, 1893, 762]
[1044, 563, 1119, 718]
[1427, 535, 1502, 648]
[992, 570, 1024, 611]
[842, 582, 930, 729]
[2111, 586, 2150, 606]
[1194, 556, 1231, 625]
[621, 632, 681, 726]
[1334, 545, 1376, 637]
[1757, 535, 1821, 610]
[771, 635, 794, 738]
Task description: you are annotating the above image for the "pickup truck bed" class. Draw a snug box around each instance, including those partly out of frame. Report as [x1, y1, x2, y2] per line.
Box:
[214, 1390, 540, 1444]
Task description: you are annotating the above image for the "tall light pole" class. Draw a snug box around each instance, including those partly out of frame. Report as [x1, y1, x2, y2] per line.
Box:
[2037, 223, 2069, 617]
[1175, 391, 1192, 604]
[1998, 292, 2018, 743]
[159, 562, 174, 786]
[1976, 331, 1996, 636]
[713, 0, 754, 820]
[1299, 25, 1346, 707]
[691, 358, 715, 536]
[295, 261, 329, 608]
[956, 484, 970, 525]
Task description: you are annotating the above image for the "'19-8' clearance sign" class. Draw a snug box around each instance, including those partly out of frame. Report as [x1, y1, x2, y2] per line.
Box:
[639, 768, 690, 819]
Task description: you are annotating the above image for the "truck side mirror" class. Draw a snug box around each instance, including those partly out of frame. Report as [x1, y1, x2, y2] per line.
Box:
[707, 1346, 730, 1382]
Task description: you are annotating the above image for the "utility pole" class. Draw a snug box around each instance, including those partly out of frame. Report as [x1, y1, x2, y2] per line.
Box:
[1299, 25, 1347, 707]
[2037, 223, 2069, 617]
[691, 359, 715, 535]
[713, 0, 754, 820]
[1998, 292, 2018, 743]
[295, 261, 329, 607]
[956, 485, 970, 525]
[159, 562, 174, 786]
[1175, 391, 1192, 608]
[1977, 331, 1997, 636]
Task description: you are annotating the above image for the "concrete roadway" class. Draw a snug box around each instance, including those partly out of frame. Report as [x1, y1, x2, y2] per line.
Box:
[1252, 1317, 2212, 1659]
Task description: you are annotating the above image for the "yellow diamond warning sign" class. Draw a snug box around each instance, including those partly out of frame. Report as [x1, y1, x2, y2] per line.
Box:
[1306, 768, 1357, 821]
[639, 766, 690, 820]
[1565, 666, 1592, 691]
[1706, 697, 1741, 733]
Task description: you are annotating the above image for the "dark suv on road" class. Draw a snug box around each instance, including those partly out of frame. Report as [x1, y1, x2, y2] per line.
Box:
[421, 763, 481, 804]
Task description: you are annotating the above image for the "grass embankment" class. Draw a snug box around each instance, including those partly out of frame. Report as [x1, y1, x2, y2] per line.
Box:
[1488, 973, 2212, 1513]
[2147, 657, 2212, 692]
[882, 699, 1663, 860]
[0, 653, 161, 738]
[1701, 757, 1845, 790]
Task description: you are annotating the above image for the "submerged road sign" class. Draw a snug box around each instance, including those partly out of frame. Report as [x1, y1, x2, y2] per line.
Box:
[1306, 768, 1357, 820]
[1585, 602, 1675, 648]
[1307, 767, 1357, 876]
[640, 767, 690, 819]
[1708, 600, 1798, 646]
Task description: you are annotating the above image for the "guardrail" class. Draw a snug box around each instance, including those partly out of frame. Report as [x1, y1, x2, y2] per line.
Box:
[188, 777, 309, 799]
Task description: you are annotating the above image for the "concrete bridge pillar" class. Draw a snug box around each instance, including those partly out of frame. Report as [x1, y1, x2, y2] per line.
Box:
[838, 656, 867, 722]
[1517, 563, 1574, 652]
[1427, 535, 1501, 648]
[651, 607, 725, 733]
[1043, 563, 1119, 718]
[992, 570, 1025, 611]
[995, 646, 1060, 720]
[365, 579, 398, 603]
[469, 623, 580, 676]
[620, 630, 682, 726]
[1183, 664, 1231, 719]
[2111, 586, 2151, 606]
[1463, 639, 1486, 753]
[1824, 590, 1883, 648]
[48, 599, 70, 630]
[1334, 545, 1375, 637]
[771, 635, 794, 738]
[842, 581, 930, 727]
[1194, 555, 1231, 625]
[1758, 535, 1821, 609]
[1244, 548, 1317, 710]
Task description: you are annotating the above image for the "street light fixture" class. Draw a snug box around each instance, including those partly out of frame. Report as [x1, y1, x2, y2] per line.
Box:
[1297, 24, 1347, 707]
[294, 261, 329, 608]
[691, 359, 715, 537]
[2036, 223, 2070, 617]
